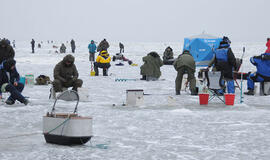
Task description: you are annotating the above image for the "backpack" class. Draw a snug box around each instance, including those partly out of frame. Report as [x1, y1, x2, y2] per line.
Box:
[35, 75, 51, 85]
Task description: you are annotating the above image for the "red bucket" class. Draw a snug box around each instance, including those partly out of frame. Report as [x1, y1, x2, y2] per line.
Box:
[224, 94, 235, 106]
[199, 93, 209, 105]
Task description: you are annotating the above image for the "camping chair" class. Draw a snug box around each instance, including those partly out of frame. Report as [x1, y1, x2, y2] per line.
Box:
[206, 71, 225, 103]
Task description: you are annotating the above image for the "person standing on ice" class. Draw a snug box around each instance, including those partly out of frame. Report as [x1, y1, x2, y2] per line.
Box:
[70, 39, 76, 53]
[52, 54, 83, 92]
[119, 42, 124, 53]
[97, 39, 110, 52]
[173, 50, 196, 95]
[31, 39, 35, 53]
[0, 39, 15, 64]
[140, 51, 163, 81]
[208, 36, 236, 94]
[0, 59, 29, 105]
[60, 43, 66, 53]
[88, 40, 97, 61]
[244, 38, 270, 95]
[94, 50, 111, 76]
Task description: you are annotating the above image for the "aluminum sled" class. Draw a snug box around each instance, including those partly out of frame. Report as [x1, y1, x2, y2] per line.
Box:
[43, 90, 93, 145]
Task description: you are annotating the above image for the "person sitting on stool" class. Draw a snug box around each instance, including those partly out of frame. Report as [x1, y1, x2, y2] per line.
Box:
[52, 54, 83, 92]
[244, 39, 270, 95]
[94, 50, 111, 76]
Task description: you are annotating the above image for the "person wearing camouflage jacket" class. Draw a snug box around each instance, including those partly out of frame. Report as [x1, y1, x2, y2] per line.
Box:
[173, 50, 196, 95]
[52, 54, 83, 92]
[140, 51, 163, 80]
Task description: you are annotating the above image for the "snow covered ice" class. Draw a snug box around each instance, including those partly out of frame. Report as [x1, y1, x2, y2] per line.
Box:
[0, 41, 270, 160]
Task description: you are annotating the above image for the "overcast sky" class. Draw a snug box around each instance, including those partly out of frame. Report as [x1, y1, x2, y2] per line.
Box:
[1, 0, 269, 42]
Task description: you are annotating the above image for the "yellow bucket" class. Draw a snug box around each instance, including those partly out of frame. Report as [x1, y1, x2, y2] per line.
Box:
[90, 70, 95, 76]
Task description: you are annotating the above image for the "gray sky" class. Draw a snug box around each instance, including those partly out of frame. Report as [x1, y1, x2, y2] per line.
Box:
[1, 0, 269, 42]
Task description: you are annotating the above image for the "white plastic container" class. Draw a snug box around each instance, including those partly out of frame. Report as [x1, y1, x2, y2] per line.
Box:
[126, 89, 144, 106]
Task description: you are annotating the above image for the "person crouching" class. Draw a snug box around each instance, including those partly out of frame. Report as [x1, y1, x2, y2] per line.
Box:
[140, 51, 163, 81]
[0, 59, 29, 105]
[52, 54, 83, 92]
[94, 50, 111, 76]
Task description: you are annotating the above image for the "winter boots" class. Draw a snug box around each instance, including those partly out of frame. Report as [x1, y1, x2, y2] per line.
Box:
[140, 75, 146, 80]
[244, 90, 254, 95]
[5, 98, 29, 105]
[5, 99, 15, 105]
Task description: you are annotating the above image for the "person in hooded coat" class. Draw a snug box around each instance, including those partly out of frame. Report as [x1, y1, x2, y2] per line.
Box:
[244, 38, 270, 95]
[0, 59, 29, 105]
[97, 39, 110, 52]
[173, 50, 196, 95]
[140, 51, 163, 81]
[88, 40, 97, 61]
[0, 39, 15, 64]
[60, 43, 66, 53]
[70, 39, 76, 53]
[94, 50, 111, 76]
[52, 54, 83, 92]
[163, 46, 174, 61]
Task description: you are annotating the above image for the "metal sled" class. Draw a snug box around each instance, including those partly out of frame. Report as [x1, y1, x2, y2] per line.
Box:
[43, 90, 93, 145]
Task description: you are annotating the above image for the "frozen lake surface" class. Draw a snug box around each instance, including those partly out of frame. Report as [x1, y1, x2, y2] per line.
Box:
[0, 41, 269, 160]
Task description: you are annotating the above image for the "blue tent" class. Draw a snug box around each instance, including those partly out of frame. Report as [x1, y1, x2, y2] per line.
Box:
[183, 34, 222, 66]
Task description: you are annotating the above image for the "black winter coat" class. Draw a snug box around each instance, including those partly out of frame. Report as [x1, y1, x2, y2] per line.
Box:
[0, 40, 15, 64]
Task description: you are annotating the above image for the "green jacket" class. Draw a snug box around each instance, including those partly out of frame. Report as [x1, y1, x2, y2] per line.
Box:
[140, 52, 163, 78]
[54, 54, 79, 82]
[173, 51, 195, 71]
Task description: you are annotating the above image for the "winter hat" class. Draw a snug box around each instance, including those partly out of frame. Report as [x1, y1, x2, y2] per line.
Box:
[219, 37, 231, 48]
[3, 59, 16, 70]
[149, 51, 160, 58]
[0, 39, 8, 47]
[63, 54, 75, 65]
[182, 50, 190, 54]
[222, 36, 231, 44]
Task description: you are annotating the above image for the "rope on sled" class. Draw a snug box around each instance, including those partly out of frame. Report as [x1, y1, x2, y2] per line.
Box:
[45, 117, 71, 134]
[0, 131, 42, 139]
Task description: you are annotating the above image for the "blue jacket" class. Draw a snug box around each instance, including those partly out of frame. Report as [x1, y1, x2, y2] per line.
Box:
[88, 43, 97, 53]
[250, 53, 270, 77]
[213, 45, 236, 79]
[0, 62, 20, 95]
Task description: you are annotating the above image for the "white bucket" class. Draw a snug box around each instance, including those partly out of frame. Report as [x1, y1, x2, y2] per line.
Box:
[126, 89, 144, 106]
[78, 88, 89, 102]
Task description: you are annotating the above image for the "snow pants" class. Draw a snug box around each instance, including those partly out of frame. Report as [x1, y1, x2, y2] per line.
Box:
[53, 79, 83, 92]
[247, 72, 269, 90]
[175, 66, 196, 93]
[5, 82, 26, 103]
[94, 62, 111, 76]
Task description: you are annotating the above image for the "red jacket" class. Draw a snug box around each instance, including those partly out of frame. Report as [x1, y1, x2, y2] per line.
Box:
[266, 40, 270, 53]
